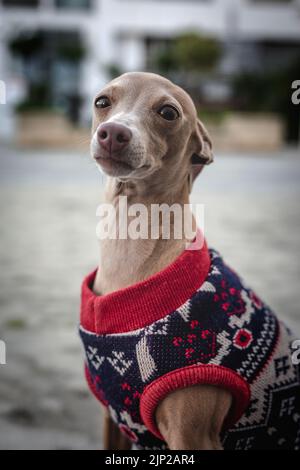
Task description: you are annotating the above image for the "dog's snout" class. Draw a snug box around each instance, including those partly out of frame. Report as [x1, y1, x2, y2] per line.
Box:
[97, 123, 132, 153]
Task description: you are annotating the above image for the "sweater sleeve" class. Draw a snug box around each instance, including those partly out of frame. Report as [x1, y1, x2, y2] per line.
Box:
[140, 363, 250, 440]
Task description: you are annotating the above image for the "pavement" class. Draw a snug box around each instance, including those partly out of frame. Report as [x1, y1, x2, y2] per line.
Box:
[0, 144, 299, 449]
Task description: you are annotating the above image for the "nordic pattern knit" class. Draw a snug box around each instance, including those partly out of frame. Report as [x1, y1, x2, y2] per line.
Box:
[80, 242, 300, 450]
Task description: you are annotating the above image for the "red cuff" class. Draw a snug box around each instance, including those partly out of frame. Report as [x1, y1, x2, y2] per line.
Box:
[140, 364, 250, 441]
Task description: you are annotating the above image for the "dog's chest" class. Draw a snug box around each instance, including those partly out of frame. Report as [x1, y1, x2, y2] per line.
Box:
[80, 250, 300, 450]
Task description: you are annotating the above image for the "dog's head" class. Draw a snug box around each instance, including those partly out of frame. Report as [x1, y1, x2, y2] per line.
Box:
[91, 72, 213, 189]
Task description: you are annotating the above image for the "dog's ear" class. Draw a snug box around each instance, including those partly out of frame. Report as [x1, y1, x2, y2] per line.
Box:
[190, 119, 214, 184]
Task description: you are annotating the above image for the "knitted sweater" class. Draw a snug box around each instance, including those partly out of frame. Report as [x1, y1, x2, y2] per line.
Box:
[79, 242, 300, 450]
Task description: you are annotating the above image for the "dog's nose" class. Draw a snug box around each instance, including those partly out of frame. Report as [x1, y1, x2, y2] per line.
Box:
[97, 123, 132, 153]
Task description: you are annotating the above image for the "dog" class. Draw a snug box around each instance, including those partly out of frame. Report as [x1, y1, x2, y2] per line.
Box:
[79, 72, 300, 450]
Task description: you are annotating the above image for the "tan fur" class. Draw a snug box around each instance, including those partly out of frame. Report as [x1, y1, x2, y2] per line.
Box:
[103, 412, 131, 450]
[90, 72, 231, 449]
[156, 385, 232, 450]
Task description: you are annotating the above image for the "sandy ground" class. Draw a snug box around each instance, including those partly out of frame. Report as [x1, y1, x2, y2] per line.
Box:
[0, 144, 300, 450]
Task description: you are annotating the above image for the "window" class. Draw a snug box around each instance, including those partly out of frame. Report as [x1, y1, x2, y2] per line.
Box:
[55, 0, 91, 9]
[2, 0, 39, 7]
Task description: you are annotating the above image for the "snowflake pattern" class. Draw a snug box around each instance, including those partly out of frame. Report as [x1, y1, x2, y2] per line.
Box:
[80, 249, 300, 450]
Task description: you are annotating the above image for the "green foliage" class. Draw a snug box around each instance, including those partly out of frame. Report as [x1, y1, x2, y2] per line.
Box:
[16, 84, 52, 113]
[234, 56, 300, 111]
[198, 108, 229, 125]
[9, 33, 44, 58]
[233, 55, 300, 142]
[9, 32, 85, 63]
[106, 63, 123, 80]
[5, 318, 27, 330]
[154, 49, 177, 74]
[56, 43, 86, 62]
[173, 33, 222, 72]
[153, 32, 222, 73]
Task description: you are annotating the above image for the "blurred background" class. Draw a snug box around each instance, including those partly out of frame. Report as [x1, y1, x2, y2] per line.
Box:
[0, 0, 300, 450]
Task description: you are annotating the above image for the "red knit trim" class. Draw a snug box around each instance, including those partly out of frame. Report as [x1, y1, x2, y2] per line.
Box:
[81, 235, 210, 335]
[140, 364, 251, 441]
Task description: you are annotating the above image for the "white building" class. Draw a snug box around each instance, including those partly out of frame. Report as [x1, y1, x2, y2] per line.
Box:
[0, 0, 300, 134]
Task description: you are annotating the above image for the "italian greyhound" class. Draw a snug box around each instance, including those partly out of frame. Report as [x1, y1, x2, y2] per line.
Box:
[89, 72, 231, 450]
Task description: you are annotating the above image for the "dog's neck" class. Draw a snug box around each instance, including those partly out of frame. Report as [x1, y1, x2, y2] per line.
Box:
[93, 175, 195, 296]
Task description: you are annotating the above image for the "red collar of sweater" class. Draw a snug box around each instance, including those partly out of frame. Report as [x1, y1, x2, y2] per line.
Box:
[81, 234, 210, 335]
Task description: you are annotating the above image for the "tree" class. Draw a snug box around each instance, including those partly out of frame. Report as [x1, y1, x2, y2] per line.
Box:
[173, 33, 222, 72]
[153, 32, 222, 74]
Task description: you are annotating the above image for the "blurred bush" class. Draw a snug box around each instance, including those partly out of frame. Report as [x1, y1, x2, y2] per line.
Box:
[9, 31, 85, 123]
[233, 55, 300, 143]
[150, 31, 299, 144]
[153, 32, 222, 74]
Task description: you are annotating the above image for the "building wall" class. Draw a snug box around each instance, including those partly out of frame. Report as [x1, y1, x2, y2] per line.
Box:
[0, 0, 300, 130]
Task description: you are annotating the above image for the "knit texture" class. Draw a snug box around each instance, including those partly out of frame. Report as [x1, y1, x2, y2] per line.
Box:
[80, 248, 300, 450]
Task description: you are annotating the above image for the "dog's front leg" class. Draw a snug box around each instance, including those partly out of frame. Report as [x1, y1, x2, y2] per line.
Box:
[156, 385, 232, 450]
[103, 413, 131, 450]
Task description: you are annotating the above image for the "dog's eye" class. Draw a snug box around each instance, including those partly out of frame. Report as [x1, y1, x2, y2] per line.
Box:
[158, 105, 179, 121]
[95, 96, 111, 109]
